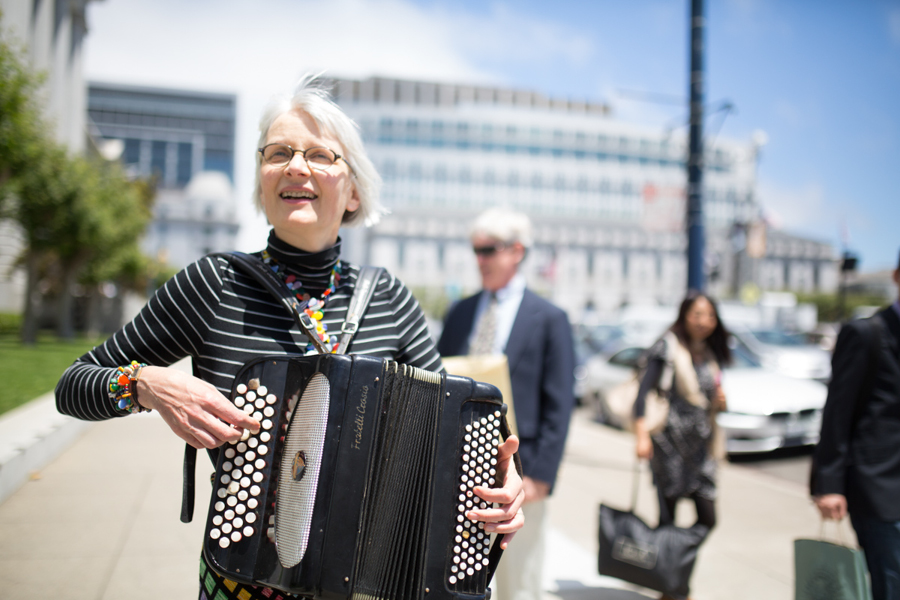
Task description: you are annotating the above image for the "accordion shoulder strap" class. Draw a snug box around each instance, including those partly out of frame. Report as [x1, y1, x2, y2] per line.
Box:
[335, 265, 383, 355]
[179, 253, 383, 522]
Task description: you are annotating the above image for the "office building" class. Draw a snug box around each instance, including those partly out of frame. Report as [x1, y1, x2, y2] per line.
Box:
[326, 76, 837, 320]
[87, 82, 240, 267]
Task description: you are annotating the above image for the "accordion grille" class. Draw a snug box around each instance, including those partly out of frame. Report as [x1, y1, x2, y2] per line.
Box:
[276, 372, 330, 568]
[352, 364, 444, 600]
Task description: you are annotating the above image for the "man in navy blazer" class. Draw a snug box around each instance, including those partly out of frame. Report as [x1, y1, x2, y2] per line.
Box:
[812, 251, 900, 600]
[438, 208, 576, 600]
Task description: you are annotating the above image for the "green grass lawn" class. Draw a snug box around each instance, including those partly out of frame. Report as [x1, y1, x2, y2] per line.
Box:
[0, 334, 104, 417]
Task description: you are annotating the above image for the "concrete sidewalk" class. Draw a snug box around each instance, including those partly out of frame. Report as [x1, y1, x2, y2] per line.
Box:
[0, 396, 845, 600]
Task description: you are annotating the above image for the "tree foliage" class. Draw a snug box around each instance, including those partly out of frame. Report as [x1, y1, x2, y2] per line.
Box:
[0, 28, 47, 216]
[1, 18, 156, 341]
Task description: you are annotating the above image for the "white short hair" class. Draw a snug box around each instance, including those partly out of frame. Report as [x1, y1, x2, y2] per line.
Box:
[252, 74, 386, 227]
[470, 208, 533, 248]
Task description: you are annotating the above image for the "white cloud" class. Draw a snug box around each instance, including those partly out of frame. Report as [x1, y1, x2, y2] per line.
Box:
[758, 180, 829, 232]
[890, 7, 900, 45]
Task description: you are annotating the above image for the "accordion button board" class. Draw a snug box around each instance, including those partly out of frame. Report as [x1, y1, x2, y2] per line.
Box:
[203, 354, 512, 600]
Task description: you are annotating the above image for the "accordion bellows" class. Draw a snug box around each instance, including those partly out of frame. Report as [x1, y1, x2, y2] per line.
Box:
[203, 354, 509, 600]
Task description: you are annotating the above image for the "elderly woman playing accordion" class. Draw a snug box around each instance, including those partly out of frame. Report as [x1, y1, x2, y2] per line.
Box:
[56, 75, 525, 600]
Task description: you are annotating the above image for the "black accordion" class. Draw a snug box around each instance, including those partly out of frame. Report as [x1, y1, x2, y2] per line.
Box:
[203, 353, 513, 599]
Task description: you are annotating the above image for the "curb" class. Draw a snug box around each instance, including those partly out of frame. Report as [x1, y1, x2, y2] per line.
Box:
[0, 392, 93, 504]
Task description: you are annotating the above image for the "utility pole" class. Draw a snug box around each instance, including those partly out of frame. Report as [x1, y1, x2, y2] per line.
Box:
[686, 0, 706, 291]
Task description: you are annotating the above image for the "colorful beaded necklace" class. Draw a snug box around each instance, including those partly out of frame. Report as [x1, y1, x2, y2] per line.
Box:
[261, 250, 342, 354]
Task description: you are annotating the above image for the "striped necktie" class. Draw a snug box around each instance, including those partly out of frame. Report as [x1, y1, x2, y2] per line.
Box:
[469, 293, 498, 355]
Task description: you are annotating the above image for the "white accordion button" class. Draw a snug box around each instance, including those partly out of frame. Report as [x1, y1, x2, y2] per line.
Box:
[234, 456, 244, 467]
[250, 485, 261, 496]
[214, 502, 224, 512]
[252, 472, 263, 483]
[237, 442, 247, 452]
[255, 459, 266, 469]
[222, 523, 233, 534]
[236, 383, 247, 394]
[246, 512, 257, 523]
[235, 504, 246, 515]
[260, 432, 271, 443]
[240, 476, 251, 488]
[224, 448, 235, 459]
[248, 437, 259, 448]
[233, 517, 243, 528]
[257, 385, 268, 396]
[243, 526, 254, 537]
[262, 419, 273, 430]
[212, 515, 223, 526]
[226, 496, 237, 507]
[242, 404, 253, 415]
[210, 528, 221, 539]
[248, 498, 258, 509]
[246, 391, 256, 402]
[234, 397, 245, 408]
[266, 394, 277, 405]
[231, 531, 242, 543]
[219, 537, 230, 548]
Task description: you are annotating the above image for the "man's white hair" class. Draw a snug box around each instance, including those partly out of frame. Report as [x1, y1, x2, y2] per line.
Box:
[470, 207, 533, 248]
[252, 74, 386, 227]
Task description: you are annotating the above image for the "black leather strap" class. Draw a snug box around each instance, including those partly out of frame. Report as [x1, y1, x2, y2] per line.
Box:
[179, 252, 382, 523]
[335, 266, 383, 355]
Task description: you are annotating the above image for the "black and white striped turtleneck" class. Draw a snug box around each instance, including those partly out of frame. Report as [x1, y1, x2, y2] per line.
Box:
[56, 231, 443, 421]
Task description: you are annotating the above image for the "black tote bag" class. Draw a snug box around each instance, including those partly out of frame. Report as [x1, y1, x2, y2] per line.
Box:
[597, 463, 708, 598]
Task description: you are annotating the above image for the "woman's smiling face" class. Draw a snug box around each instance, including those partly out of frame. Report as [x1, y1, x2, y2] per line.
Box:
[259, 108, 359, 252]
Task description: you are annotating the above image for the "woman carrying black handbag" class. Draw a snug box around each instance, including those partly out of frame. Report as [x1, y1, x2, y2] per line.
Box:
[633, 292, 732, 600]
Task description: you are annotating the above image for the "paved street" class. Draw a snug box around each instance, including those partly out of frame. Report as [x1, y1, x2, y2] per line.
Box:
[0, 396, 841, 600]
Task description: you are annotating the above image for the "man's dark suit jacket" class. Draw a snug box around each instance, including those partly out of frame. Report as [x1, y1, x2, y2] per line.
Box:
[437, 289, 576, 489]
[811, 306, 900, 521]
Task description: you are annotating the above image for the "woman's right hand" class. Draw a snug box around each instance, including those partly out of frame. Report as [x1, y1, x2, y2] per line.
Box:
[136, 366, 260, 449]
[634, 417, 653, 460]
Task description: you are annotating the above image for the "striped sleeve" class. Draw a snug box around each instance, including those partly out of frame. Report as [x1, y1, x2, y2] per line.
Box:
[382, 272, 443, 372]
[55, 257, 224, 420]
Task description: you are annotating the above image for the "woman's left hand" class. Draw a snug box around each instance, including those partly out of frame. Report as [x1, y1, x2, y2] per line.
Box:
[470, 434, 525, 549]
[714, 385, 727, 412]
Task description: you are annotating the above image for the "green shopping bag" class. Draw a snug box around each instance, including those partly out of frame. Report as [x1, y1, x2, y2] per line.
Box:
[794, 538, 872, 600]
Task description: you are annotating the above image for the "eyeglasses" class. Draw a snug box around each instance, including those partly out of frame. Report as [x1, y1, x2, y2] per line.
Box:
[258, 144, 345, 171]
[472, 243, 508, 257]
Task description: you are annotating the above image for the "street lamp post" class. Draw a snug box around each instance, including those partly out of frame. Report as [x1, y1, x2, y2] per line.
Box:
[686, 0, 706, 292]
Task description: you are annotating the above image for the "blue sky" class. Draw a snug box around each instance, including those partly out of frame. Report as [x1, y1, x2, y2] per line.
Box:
[82, 0, 900, 270]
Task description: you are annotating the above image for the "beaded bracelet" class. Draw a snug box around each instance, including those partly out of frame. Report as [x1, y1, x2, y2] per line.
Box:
[108, 361, 151, 414]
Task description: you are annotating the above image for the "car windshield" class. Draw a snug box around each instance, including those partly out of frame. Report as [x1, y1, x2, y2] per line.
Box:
[751, 330, 808, 346]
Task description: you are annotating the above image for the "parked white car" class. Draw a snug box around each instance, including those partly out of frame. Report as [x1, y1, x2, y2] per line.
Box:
[730, 326, 832, 383]
[583, 341, 828, 455]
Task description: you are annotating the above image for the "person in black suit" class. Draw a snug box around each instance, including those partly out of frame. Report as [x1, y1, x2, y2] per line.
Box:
[438, 208, 576, 600]
[811, 250, 900, 600]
